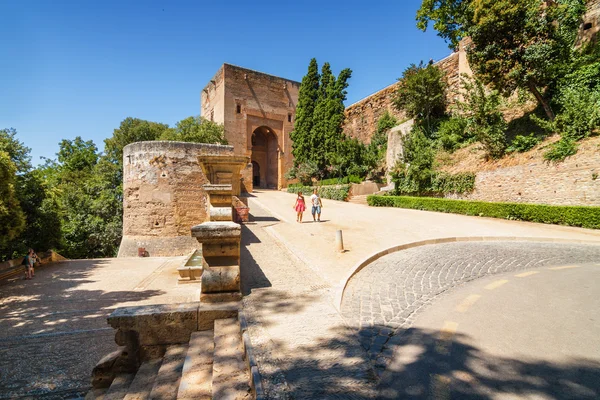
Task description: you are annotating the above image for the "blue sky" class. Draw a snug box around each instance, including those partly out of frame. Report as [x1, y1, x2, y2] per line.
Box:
[0, 0, 452, 165]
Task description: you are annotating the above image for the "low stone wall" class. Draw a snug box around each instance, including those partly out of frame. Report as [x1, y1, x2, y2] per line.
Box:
[448, 141, 600, 206]
[349, 181, 382, 197]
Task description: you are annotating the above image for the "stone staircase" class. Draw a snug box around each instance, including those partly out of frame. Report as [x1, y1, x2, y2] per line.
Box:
[347, 194, 369, 205]
[87, 304, 262, 400]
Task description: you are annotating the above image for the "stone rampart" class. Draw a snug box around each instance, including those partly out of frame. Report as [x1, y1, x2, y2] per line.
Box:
[118, 141, 235, 257]
[343, 52, 459, 144]
[448, 139, 600, 206]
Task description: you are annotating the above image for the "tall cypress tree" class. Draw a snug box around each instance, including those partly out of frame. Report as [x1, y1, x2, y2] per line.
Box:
[290, 58, 320, 165]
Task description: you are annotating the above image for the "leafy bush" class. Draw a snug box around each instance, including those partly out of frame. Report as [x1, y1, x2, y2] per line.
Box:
[284, 161, 320, 185]
[506, 134, 541, 153]
[436, 117, 470, 152]
[320, 175, 363, 186]
[458, 76, 507, 159]
[543, 138, 578, 162]
[392, 128, 435, 195]
[287, 184, 351, 201]
[367, 195, 600, 229]
[554, 87, 600, 141]
[430, 172, 476, 195]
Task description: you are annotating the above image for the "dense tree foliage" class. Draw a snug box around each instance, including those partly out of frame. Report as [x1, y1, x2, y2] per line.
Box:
[159, 116, 227, 144]
[416, 0, 587, 121]
[1, 115, 226, 261]
[290, 58, 320, 165]
[394, 61, 447, 135]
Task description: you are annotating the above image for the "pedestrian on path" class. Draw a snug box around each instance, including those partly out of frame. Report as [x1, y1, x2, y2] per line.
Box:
[293, 191, 306, 223]
[310, 188, 323, 222]
[22, 248, 36, 280]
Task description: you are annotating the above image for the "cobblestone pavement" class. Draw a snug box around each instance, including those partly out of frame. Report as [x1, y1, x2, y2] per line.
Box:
[0, 256, 197, 399]
[241, 199, 378, 399]
[340, 241, 600, 379]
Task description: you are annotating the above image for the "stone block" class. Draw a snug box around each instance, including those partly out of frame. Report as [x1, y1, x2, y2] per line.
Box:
[200, 292, 242, 303]
[191, 221, 241, 242]
[108, 303, 199, 346]
[201, 265, 240, 293]
[201, 242, 239, 258]
[177, 266, 203, 280]
[197, 302, 240, 331]
[209, 205, 232, 221]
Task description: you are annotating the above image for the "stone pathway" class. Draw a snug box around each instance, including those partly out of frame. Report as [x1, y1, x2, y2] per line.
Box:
[340, 241, 600, 378]
[241, 200, 377, 399]
[0, 256, 198, 399]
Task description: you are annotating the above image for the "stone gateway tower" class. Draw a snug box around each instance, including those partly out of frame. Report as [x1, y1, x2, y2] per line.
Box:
[201, 64, 300, 192]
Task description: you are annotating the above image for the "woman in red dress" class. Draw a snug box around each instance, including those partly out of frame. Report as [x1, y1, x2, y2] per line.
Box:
[293, 191, 306, 223]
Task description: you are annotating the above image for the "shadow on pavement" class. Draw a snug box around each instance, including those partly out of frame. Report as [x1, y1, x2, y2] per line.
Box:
[240, 225, 271, 294]
[376, 326, 600, 399]
[0, 259, 166, 399]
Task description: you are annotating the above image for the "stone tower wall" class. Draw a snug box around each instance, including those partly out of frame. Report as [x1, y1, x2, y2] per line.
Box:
[118, 141, 234, 257]
[202, 64, 299, 191]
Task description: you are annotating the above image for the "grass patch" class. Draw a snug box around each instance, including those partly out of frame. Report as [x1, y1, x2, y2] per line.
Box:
[367, 195, 600, 229]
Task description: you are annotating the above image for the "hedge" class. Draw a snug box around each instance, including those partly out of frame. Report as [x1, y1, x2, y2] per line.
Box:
[287, 184, 351, 202]
[367, 195, 600, 229]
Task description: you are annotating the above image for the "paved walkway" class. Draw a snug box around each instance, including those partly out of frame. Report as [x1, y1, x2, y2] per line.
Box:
[378, 263, 600, 399]
[250, 190, 600, 286]
[0, 256, 198, 399]
[242, 190, 600, 399]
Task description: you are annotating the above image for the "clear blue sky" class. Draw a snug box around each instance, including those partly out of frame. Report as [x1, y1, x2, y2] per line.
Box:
[0, 0, 451, 165]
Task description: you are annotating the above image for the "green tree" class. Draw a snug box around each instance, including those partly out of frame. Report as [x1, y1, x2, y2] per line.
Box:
[458, 76, 507, 158]
[0, 152, 25, 252]
[0, 128, 32, 173]
[416, 0, 587, 121]
[311, 63, 352, 174]
[159, 116, 227, 144]
[392, 127, 436, 195]
[104, 117, 170, 165]
[393, 61, 447, 135]
[290, 58, 320, 165]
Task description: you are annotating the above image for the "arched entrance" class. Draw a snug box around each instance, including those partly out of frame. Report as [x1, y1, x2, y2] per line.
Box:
[251, 126, 278, 189]
[252, 161, 260, 187]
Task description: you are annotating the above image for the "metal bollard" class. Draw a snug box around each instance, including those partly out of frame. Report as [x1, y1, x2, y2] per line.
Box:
[335, 230, 344, 252]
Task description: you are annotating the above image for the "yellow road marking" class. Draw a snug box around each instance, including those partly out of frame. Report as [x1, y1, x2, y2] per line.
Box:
[435, 321, 458, 355]
[515, 271, 540, 278]
[549, 265, 581, 270]
[455, 294, 481, 313]
[484, 279, 509, 290]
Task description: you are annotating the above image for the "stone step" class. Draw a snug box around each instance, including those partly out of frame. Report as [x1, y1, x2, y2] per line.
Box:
[177, 330, 214, 400]
[348, 195, 369, 205]
[103, 373, 135, 400]
[84, 387, 107, 400]
[212, 318, 251, 400]
[149, 344, 188, 400]
[123, 358, 163, 400]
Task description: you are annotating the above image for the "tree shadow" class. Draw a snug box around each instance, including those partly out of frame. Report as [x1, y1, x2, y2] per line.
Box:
[377, 326, 600, 399]
[255, 323, 600, 399]
[0, 259, 167, 399]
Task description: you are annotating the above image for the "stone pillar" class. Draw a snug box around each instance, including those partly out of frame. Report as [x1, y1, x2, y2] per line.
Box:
[192, 156, 249, 303]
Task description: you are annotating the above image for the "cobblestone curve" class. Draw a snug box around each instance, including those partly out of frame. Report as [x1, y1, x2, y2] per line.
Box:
[339, 241, 600, 377]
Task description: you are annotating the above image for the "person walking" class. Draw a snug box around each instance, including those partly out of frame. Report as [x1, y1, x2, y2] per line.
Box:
[310, 188, 323, 222]
[22, 249, 35, 280]
[293, 191, 306, 223]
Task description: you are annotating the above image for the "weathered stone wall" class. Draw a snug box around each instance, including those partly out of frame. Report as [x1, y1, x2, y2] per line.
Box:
[578, 0, 600, 45]
[449, 139, 600, 206]
[385, 119, 414, 184]
[343, 52, 460, 144]
[201, 64, 299, 190]
[118, 141, 235, 257]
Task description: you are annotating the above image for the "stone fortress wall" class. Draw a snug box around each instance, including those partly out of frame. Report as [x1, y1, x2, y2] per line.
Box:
[201, 64, 299, 191]
[118, 141, 235, 257]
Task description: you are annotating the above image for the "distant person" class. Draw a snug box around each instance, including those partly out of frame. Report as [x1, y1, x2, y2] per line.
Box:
[310, 188, 323, 222]
[293, 191, 306, 223]
[22, 249, 35, 280]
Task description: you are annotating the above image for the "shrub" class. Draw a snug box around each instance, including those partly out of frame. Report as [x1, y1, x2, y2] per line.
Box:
[320, 175, 363, 186]
[367, 195, 600, 229]
[554, 87, 600, 141]
[506, 134, 541, 153]
[284, 161, 319, 186]
[436, 117, 469, 152]
[287, 184, 351, 201]
[543, 138, 578, 162]
[430, 172, 476, 195]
